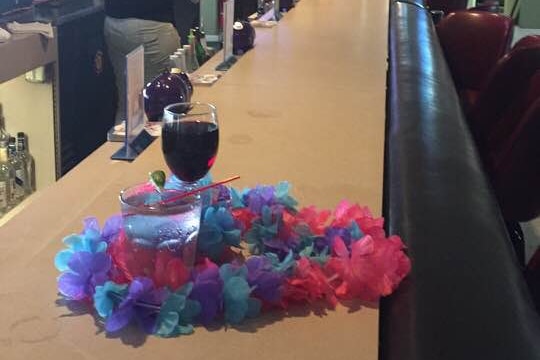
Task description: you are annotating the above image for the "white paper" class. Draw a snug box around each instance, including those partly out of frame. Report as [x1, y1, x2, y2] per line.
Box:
[223, 0, 235, 61]
[125, 46, 145, 153]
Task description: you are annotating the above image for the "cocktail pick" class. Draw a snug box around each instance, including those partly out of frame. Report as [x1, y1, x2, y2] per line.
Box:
[159, 175, 241, 204]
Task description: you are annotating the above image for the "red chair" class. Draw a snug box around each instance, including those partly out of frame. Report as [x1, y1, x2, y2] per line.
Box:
[465, 36, 540, 265]
[427, 0, 468, 14]
[467, 36, 540, 176]
[490, 97, 540, 222]
[436, 11, 513, 113]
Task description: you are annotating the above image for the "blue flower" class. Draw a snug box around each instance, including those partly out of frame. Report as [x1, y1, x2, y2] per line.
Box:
[230, 187, 246, 209]
[219, 264, 261, 324]
[156, 283, 201, 337]
[93, 281, 128, 318]
[54, 218, 110, 272]
[349, 221, 364, 241]
[57, 251, 111, 300]
[198, 206, 242, 260]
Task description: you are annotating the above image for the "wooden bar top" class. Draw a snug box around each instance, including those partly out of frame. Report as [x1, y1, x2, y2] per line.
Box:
[0, 0, 389, 359]
[0, 32, 57, 84]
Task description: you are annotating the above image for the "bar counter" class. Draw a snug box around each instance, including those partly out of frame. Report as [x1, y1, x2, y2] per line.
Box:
[0, 0, 389, 358]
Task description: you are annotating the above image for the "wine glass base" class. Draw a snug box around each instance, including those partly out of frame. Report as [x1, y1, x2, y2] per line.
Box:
[165, 173, 213, 206]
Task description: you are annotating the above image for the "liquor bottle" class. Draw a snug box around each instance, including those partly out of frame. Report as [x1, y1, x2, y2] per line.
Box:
[175, 49, 188, 73]
[183, 44, 199, 73]
[8, 137, 27, 202]
[17, 132, 35, 193]
[169, 54, 180, 69]
[0, 103, 9, 144]
[0, 139, 15, 214]
[192, 28, 209, 65]
[194, 27, 210, 55]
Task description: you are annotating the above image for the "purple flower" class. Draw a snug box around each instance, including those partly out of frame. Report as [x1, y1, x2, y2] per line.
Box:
[244, 185, 276, 214]
[105, 277, 167, 334]
[57, 251, 111, 300]
[245, 256, 285, 303]
[83, 216, 122, 244]
[323, 227, 352, 250]
[189, 260, 223, 325]
[101, 215, 123, 243]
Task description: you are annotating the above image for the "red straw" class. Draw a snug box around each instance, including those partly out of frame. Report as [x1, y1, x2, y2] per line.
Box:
[158, 175, 241, 205]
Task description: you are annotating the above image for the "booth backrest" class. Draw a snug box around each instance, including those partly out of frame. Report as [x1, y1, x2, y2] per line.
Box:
[381, 2, 540, 360]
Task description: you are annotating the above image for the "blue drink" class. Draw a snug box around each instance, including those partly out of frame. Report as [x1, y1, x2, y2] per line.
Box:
[120, 183, 202, 268]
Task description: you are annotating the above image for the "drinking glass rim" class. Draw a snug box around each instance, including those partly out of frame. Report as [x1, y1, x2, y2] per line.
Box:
[119, 183, 200, 213]
[163, 102, 217, 119]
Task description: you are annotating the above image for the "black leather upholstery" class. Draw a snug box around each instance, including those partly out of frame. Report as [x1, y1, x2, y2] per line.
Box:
[381, 2, 540, 360]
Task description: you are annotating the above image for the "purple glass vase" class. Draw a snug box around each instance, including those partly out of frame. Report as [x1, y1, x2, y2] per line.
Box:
[172, 68, 194, 99]
[143, 70, 193, 122]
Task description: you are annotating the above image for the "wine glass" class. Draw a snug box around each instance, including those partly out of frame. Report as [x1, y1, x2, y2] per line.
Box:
[162, 102, 219, 192]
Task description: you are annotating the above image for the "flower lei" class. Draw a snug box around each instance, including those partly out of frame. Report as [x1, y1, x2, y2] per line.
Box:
[54, 182, 411, 337]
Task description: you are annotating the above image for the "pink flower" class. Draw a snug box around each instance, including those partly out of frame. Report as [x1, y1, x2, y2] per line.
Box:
[331, 201, 386, 239]
[283, 257, 337, 308]
[293, 206, 332, 236]
[326, 235, 411, 302]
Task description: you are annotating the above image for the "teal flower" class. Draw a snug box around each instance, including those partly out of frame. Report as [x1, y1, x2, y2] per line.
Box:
[349, 221, 364, 242]
[274, 182, 298, 211]
[245, 206, 279, 255]
[54, 232, 108, 272]
[94, 281, 128, 318]
[264, 250, 295, 273]
[219, 264, 261, 324]
[156, 283, 201, 337]
[198, 206, 242, 260]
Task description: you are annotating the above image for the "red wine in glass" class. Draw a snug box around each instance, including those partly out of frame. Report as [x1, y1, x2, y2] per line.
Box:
[162, 103, 219, 184]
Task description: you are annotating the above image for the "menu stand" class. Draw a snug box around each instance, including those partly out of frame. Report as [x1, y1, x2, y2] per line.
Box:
[111, 46, 154, 161]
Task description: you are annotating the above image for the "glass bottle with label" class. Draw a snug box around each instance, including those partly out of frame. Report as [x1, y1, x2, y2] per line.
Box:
[183, 44, 199, 73]
[0, 103, 9, 144]
[8, 137, 27, 203]
[0, 139, 15, 215]
[17, 132, 35, 193]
